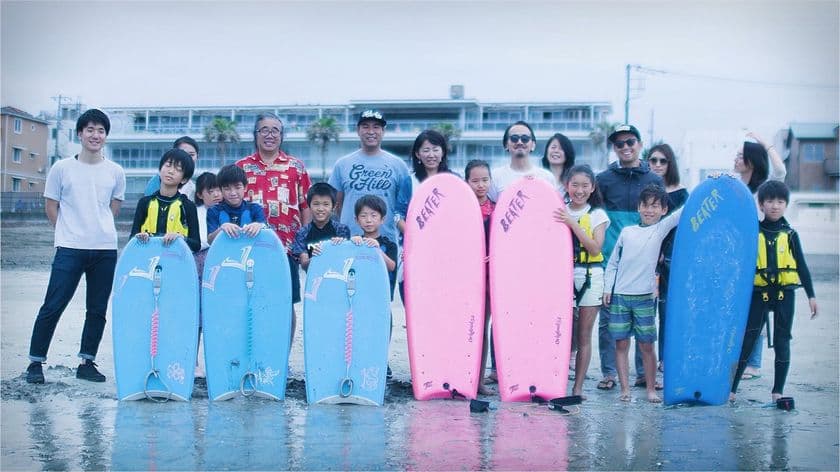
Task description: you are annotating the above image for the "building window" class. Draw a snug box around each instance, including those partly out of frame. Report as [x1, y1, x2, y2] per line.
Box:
[12, 178, 21, 192]
[31, 124, 36, 132]
[13, 148, 22, 163]
[29, 152, 37, 160]
[13, 118, 22, 133]
[29, 182, 36, 191]
[802, 143, 825, 162]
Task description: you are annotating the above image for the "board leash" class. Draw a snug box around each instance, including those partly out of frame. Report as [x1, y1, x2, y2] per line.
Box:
[339, 267, 357, 398]
[144, 265, 171, 402]
[240, 259, 258, 397]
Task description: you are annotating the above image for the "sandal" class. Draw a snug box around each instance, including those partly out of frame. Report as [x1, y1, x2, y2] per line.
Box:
[597, 378, 616, 390]
[635, 379, 663, 390]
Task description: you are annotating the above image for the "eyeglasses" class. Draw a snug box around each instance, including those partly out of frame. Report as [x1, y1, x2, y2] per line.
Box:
[508, 134, 532, 144]
[258, 127, 282, 137]
[649, 158, 668, 165]
[613, 138, 637, 149]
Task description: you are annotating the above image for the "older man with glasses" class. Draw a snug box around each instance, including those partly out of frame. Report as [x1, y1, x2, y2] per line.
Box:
[593, 124, 664, 393]
[236, 114, 312, 346]
[488, 120, 556, 200]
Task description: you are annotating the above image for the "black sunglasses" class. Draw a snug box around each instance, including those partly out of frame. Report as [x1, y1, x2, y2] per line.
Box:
[613, 138, 638, 149]
[649, 157, 668, 165]
[508, 134, 532, 144]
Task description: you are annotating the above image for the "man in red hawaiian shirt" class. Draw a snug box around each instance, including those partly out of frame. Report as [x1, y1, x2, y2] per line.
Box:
[236, 114, 312, 343]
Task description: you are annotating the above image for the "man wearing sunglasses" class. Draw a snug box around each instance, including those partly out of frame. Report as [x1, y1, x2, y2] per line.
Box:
[593, 124, 664, 392]
[489, 120, 556, 200]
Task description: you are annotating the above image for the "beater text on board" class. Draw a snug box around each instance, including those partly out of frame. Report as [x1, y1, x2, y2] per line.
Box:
[500, 190, 531, 232]
[415, 188, 446, 230]
[691, 189, 723, 232]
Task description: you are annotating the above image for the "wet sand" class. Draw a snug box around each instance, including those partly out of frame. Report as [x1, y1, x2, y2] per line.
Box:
[2, 217, 838, 470]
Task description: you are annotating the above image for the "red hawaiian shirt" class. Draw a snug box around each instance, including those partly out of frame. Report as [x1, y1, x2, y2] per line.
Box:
[236, 151, 312, 252]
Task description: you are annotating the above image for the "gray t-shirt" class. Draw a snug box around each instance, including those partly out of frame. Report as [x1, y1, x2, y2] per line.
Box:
[328, 149, 410, 243]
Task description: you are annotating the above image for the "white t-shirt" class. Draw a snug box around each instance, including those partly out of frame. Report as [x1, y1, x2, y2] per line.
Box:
[197, 205, 210, 250]
[44, 156, 126, 250]
[489, 164, 556, 201]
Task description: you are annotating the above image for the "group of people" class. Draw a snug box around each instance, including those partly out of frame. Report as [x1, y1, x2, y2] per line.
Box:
[24, 109, 819, 407]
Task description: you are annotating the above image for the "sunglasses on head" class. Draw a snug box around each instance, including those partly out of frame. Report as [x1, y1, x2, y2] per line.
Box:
[613, 138, 637, 149]
[649, 157, 668, 165]
[508, 134, 532, 144]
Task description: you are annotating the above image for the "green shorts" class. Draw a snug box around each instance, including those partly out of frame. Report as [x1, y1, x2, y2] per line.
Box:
[608, 293, 656, 343]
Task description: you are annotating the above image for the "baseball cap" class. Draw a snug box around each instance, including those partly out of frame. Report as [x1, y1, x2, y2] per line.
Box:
[357, 109, 386, 127]
[608, 124, 641, 143]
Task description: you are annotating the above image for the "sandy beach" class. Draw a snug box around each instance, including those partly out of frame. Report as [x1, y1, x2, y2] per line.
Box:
[1, 216, 838, 470]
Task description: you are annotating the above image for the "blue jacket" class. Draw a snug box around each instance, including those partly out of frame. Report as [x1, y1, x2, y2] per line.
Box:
[596, 161, 664, 260]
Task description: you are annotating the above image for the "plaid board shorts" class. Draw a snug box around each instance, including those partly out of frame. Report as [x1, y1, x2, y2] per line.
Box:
[608, 293, 656, 343]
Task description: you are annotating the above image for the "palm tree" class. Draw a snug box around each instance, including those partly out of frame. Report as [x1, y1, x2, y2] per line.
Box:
[306, 117, 342, 181]
[589, 121, 619, 171]
[204, 117, 240, 164]
[431, 122, 462, 154]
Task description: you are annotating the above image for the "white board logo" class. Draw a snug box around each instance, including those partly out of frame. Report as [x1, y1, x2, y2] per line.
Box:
[221, 245, 254, 271]
[128, 256, 161, 281]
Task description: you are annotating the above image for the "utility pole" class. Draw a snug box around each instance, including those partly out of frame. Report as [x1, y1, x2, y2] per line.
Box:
[624, 64, 631, 124]
[50, 95, 71, 165]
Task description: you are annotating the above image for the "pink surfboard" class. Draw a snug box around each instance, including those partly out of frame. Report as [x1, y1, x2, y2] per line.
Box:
[404, 173, 486, 400]
[490, 176, 573, 402]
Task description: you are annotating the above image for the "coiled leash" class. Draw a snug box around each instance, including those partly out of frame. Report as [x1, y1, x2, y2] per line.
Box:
[240, 259, 258, 397]
[144, 265, 171, 402]
[443, 382, 467, 400]
[339, 268, 357, 398]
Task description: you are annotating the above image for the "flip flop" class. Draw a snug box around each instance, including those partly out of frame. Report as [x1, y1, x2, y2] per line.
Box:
[635, 379, 664, 390]
[597, 378, 616, 390]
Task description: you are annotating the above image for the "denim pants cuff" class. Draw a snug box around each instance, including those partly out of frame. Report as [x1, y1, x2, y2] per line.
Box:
[78, 353, 96, 361]
[29, 355, 47, 363]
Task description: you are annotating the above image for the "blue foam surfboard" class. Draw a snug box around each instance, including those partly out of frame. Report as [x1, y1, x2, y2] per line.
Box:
[303, 241, 391, 405]
[663, 175, 758, 406]
[112, 237, 199, 401]
[201, 229, 292, 401]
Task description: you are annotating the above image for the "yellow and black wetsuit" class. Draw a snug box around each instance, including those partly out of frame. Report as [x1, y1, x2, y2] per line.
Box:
[130, 192, 201, 252]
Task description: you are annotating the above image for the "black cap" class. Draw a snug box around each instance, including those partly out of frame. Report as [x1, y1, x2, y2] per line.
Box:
[357, 109, 386, 127]
[608, 124, 641, 143]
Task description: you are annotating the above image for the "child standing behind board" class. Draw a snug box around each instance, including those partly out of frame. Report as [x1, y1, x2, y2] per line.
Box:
[553, 165, 610, 400]
[604, 184, 683, 403]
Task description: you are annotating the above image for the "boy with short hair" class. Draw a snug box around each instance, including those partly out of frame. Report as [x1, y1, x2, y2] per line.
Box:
[130, 148, 200, 252]
[352, 195, 397, 293]
[291, 182, 351, 271]
[730, 180, 818, 402]
[603, 183, 683, 403]
[26, 109, 126, 384]
[206, 164, 266, 244]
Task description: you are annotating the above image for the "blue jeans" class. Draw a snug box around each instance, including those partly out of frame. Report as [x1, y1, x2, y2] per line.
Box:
[29, 247, 117, 362]
[599, 304, 646, 379]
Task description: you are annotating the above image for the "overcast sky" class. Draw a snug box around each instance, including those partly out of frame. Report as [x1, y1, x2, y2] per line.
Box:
[2, 0, 837, 146]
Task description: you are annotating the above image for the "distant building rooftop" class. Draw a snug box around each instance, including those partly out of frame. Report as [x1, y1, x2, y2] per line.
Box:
[1, 106, 49, 125]
[789, 122, 839, 140]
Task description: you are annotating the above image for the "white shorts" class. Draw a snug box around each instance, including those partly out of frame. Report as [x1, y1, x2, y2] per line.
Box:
[573, 266, 604, 308]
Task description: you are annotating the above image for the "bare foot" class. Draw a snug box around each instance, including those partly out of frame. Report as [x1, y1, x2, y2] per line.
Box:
[572, 389, 587, 401]
[729, 392, 736, 402]
[477, 385, 492, 396]
[647, 391, 662, 403]
[619, 391, 631, 402]
[771, 393, 782, 402]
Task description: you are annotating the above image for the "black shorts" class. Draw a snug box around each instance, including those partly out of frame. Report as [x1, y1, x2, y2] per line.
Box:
[288, 253, 301, 304]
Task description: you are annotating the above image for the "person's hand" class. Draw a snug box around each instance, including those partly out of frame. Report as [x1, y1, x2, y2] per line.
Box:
[330, 237, 345, 245]
[553, 207, 571, 224]
[311, 242, 323, 256]
[350, 235, 364, 246]
[364, 237, 380, 248]
[135, 232, 150, 243]
[809, 298, 818, 319]
[162, 232, 180, 246]
[242, 222, 263, 237]
[603, 292, 611, 306]
[221, 222, 241, 238]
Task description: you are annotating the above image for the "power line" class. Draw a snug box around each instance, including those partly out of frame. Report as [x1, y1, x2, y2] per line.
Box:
[632, 64, 838, 90]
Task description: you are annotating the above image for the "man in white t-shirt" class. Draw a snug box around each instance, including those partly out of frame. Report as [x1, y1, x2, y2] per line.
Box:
[489, 120, 556, 200]
[26, 109, 127, 384]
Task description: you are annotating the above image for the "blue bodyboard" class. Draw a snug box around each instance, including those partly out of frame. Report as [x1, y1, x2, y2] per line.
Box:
[303, 241, 391, 405]
[663, 175, 758, 405]
[112, 237, 199, 401]
[202, 230, 292, 401]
